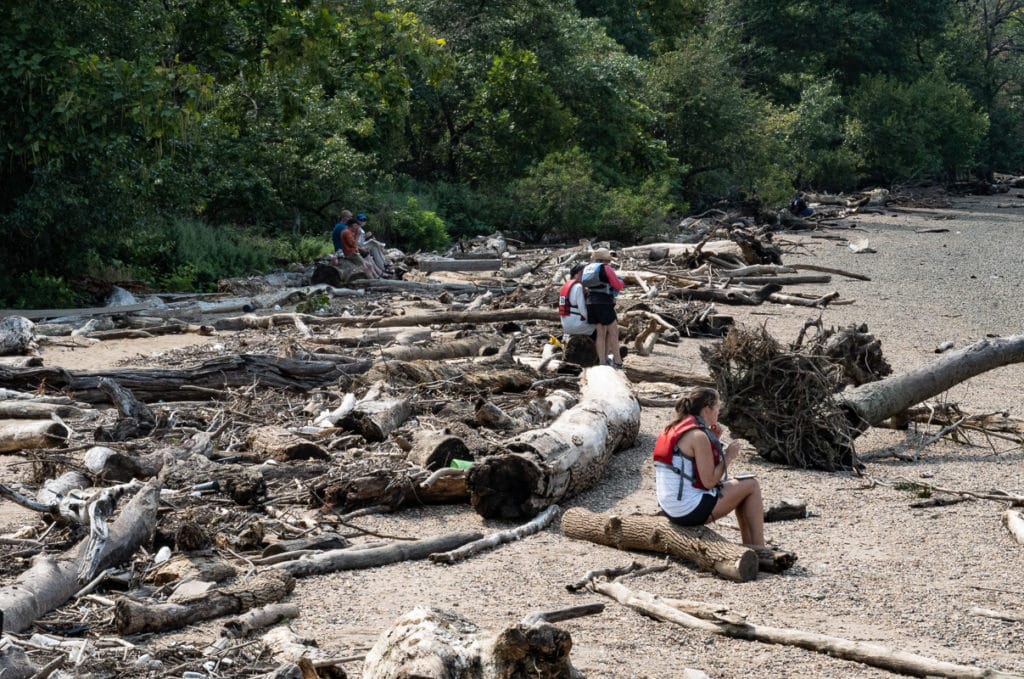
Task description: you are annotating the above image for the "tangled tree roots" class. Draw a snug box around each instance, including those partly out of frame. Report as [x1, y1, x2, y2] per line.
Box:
[701, 325, 869, 470]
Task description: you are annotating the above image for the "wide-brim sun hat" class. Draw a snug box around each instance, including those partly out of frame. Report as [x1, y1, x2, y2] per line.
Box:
[590, 247, 613, 262]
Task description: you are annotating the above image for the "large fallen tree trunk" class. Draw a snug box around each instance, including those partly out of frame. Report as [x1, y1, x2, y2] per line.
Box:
[0, 401, 85, 419]
[560, 508, 760, 582]
[839, 334, 1024, 426]
[704, 328, 1024, 470]
[114, 569, 295, 635]
[0, 481, 159, 632]
[467, 365, 640, 519]
[592, 580, 1019, 679]
[362, 606, 582, 679]
[0, 354, 352, 403]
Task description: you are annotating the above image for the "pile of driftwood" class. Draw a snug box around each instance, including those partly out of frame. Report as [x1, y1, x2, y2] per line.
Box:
[2, 214, 1024, 678]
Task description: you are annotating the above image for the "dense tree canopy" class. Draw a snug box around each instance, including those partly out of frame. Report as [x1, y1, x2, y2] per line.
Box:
[0, 0, 1020, 306]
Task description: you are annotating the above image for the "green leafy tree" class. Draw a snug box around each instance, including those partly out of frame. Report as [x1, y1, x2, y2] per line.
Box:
[848, 70, 988, 182]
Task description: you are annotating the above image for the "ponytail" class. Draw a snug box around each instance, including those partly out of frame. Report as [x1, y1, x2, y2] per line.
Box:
[663, 387, 719, 432]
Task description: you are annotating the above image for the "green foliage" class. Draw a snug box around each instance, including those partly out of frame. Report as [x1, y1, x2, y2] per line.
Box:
[378, 197, 450, 252]
[787, 78, 863, 191]
[0, 272, 81, 309]
[651, 36, 789, 206]
[849, 70, 988, 182]
[296, 291, 331, 314]
[510, 148, 606, 242]
[598, 177, 676, 242]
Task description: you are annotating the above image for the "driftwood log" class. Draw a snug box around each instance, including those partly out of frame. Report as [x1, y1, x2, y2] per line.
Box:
[115, 568, 296, 635]
[429, 505, 561, 565]
[0, 401, 83, 419]
[467, 365, 640, 519]
[247, 426, 330, 461]
[0, 481, 160, 632]
[275, 531, 483, 579]
[0, 317, 35, 356]
[0, 354, 353, 403]
[361, 606, 582, 679]
[222, 603, 301, 638]
[561, 508, 760, 582]
[339, 397, 412, 442]
[592, 580, 1017, 679]
[0, 418, 69, 452]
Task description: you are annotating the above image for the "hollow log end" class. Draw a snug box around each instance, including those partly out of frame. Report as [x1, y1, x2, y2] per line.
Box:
[467, 454, 541, 519]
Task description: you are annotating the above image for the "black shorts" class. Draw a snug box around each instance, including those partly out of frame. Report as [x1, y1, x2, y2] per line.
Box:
[665, 493, 718, 527]
[586, 303, 617, 326]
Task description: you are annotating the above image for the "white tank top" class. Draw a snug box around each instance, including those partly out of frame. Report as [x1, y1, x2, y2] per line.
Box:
[655, 452, 717, 517]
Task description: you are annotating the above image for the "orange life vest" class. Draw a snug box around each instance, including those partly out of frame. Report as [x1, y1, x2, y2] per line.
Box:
[653, 415, 722, 490]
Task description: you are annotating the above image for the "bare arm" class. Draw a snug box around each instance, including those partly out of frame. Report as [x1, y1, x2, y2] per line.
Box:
[685, 432, 741, 487]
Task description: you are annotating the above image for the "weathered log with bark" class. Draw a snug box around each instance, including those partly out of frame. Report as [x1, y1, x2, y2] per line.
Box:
[114, 568, 295, 635]
[379, 336, 502, 362]
[361, 607, 582, 679]
[0, 418, 69, 452]
[0, 354, 352, 403]
[0, 481, 159, 632]
[247, 426, 330, 461]
[339, 397, 412, 442]
[467, 365, 640, 519]
[561, 508, 760, 582]
[407, 432, 471, 470]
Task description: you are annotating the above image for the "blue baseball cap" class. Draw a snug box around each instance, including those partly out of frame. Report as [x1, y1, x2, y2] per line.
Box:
[356, 213, 367, 221]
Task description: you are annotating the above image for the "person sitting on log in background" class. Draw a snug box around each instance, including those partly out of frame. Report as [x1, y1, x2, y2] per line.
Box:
[789, 191, 814, 217]
[653, 386, 765, 546]
[331, 210, 353, 264]
[340, 217, 377, 279]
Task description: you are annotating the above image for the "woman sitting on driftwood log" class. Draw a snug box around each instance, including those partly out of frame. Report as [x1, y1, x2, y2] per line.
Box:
[654, 387, 765, 546]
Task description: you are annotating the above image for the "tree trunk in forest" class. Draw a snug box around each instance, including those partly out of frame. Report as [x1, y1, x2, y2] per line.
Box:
[114, 569, 295, 635]
[0, 481, 159, 632]
[0, 354, 352, 403]
[361, 606, 582, 679]
[0, 419, 69, 452]
[467, 366, 640, 519]
[839, 334, 1024, 427]
[560, 508, 760, 582]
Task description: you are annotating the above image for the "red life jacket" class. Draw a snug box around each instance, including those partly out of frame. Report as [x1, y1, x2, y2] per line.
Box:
[653, 415, 722, 490]
[558, 279, 583, 317]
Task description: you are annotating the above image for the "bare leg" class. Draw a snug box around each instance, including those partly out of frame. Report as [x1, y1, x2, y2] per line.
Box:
[608, 322, 622, 363]
[594, 325, 607, 364]
[708, 478, 765, 546]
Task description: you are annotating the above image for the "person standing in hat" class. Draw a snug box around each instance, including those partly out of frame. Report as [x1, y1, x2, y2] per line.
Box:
[581, 248, 625, 367]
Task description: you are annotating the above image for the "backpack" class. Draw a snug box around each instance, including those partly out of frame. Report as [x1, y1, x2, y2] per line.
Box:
[580, 262, 610, 295]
